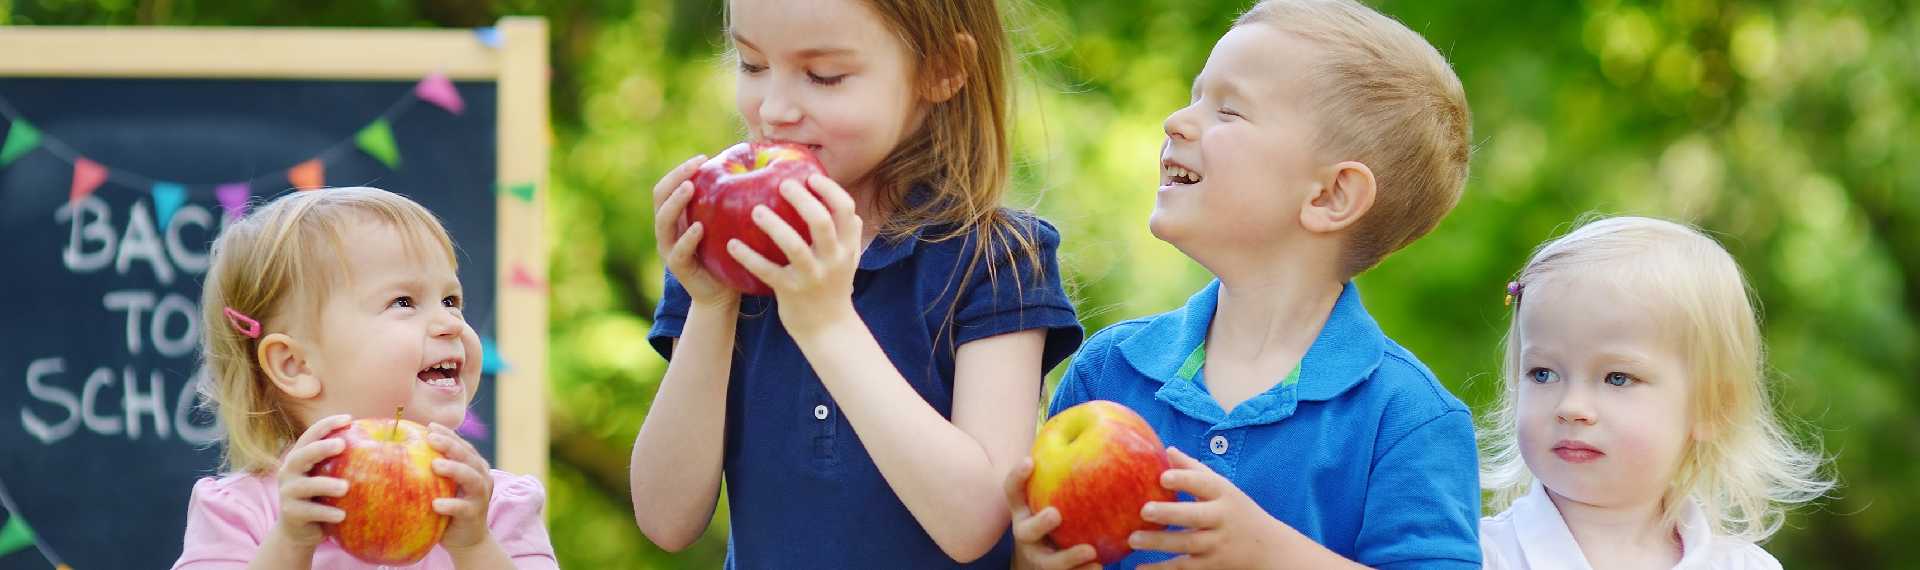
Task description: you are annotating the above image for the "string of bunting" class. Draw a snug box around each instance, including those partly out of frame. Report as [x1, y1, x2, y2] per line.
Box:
[0, 72, 480, 218]
[0, 476, 69, 569]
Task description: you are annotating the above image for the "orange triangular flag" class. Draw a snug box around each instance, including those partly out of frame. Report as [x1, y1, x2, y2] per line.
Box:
[71, 158, 108, 204]
[290, 159, 324, 190]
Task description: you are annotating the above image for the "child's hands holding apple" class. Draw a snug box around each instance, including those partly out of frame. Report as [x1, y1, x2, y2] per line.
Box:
[270, 414, 354, 550]
[1005, 457, 1101, 570]
[1128, 447, 1297, 570]
[426, 422, 496, 553]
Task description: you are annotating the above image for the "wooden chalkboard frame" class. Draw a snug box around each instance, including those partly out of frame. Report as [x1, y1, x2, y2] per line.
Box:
[0, 18, 551, 481]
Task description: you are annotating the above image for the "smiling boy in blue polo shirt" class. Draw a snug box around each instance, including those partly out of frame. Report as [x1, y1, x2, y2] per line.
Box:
[1006, 1, 1479, 568]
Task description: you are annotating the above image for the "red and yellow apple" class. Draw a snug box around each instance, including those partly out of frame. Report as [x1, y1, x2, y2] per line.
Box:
[308, 415, 456, 565]
[679, 140, 829, 296]
[1027, 400, 1176, 564]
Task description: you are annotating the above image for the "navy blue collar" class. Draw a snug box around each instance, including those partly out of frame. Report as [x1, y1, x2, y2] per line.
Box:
[1116, 279, 1386, 403]
[858, 226, 922, 271]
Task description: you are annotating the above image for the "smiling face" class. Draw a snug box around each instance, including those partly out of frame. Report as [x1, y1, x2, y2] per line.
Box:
[1153, 24, 1326, 252]
[728, 0, 927, 192]
[1513, 273, 1697, 510]
[297, 218, 481, 428]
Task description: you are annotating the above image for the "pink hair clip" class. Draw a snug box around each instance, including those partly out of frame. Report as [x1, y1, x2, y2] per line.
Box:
[1504, 281, 1523, 307]
[223, 307, 262, 339]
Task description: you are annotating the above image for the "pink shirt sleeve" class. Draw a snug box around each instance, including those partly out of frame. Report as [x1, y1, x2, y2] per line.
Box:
[173, 475, 274, 570]
[485, 469, 559, 568]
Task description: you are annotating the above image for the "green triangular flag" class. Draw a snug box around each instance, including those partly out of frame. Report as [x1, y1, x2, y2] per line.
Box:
[0, 513, 36, 557]
[503, 182, 535, 203]
[355, 119, 401, 169]
[1, 120, 41, 166]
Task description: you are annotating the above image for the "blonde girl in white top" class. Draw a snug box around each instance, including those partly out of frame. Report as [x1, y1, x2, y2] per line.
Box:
[1478, 216, 1833, 569]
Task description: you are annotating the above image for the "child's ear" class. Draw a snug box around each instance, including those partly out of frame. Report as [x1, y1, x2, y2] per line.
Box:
[257, 332, 322, 400]
[1299, 160, 1377, 234]
[923, 32, 976, 103]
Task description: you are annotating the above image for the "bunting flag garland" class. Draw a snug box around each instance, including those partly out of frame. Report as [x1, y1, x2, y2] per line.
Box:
[414, 72, 465, 115]
[355, 119, 401, 168]
[0, 72, 533, 211]
[215, 182, 251, 218]
[0, 119, 38, 166]
[288, 159, 325, 190]
[151, 182, 186, 231]
[0, 477, 67, 568]
[69, 158, 106, 204]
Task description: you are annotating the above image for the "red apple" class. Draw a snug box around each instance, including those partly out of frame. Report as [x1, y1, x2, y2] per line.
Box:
[308, 415, 456, 565]
[1027, 400, 1176, 564]
[679, 140, 829, 296]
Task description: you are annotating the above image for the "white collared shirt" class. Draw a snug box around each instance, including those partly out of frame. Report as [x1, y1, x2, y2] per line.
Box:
[1480, 481, 1782, 570]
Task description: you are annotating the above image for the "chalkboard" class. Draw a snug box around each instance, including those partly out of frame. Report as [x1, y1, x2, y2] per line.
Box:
[0, 21, 549, 569]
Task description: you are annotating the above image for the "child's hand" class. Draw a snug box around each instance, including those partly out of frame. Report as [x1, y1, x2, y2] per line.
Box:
[426, 422, 497, 553]
[653, 154, 740, 308]
[1129, 447, 1290, 570]
[269, 414, 354, 550]
[726, 173, 863, 335]
[1004, 458, 1102, 570]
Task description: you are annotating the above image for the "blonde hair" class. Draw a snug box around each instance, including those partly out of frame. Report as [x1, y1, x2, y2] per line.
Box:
[1479, 216, 1833, 543]
[1235, 0, 1472, 278]
[198, 187, 458, 474]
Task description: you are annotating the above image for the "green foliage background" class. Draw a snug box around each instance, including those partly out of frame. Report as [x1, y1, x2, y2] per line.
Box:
[7, 0, 1914, 566]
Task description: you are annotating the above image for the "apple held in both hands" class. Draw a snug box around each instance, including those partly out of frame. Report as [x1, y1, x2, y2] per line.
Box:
[308, 410, 458, 565]
[678, 140, 830, 296]
[1027, 400, 1178, 564]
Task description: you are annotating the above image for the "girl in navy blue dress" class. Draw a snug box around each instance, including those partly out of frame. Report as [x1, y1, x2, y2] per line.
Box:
[628, 1, 1083, 567]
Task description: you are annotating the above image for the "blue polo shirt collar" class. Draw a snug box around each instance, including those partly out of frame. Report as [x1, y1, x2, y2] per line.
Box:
[858, 226, 922, 270]
[1115, 279, 1386, 427]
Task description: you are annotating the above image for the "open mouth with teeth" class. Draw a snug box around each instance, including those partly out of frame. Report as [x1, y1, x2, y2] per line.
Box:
[1163, 162, 1203, 186]
[417, 359, 462, 388]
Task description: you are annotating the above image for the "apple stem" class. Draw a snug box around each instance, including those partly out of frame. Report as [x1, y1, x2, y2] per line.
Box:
[392, 405, 405, 439]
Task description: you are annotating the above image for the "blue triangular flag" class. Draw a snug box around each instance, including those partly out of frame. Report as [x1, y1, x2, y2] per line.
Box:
[152, 182, 186, 231]
[473, 27, 502, 48]
[480, 335, 510, 374]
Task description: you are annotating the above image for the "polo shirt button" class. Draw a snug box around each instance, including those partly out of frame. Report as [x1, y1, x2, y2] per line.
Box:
[813, 404, 830, 420]
[1209, 435, 1229, 455]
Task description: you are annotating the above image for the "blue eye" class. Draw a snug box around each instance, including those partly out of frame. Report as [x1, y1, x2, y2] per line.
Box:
[1527, 368, 1558, 384]
[1605, 372, 1635, 387]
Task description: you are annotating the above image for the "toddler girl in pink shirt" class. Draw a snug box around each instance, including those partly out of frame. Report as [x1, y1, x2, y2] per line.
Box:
[172, 187, 555, 569]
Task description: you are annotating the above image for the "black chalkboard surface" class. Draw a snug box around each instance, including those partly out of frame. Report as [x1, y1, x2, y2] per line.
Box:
[0, 76, 501, 568]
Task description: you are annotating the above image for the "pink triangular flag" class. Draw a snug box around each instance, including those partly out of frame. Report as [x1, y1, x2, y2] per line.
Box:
[70, 158, 107, 204]
[415, 73, 465, 115]
[508, 262, 547, 290]
[216, 183, 250, 218]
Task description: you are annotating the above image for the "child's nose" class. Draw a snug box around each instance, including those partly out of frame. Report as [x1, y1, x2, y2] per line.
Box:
[427, 309, 464, 338]
[758, 84, 803, 128]
[1554, 383, 1597, 425]
[1163, 105, 1198, 142]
